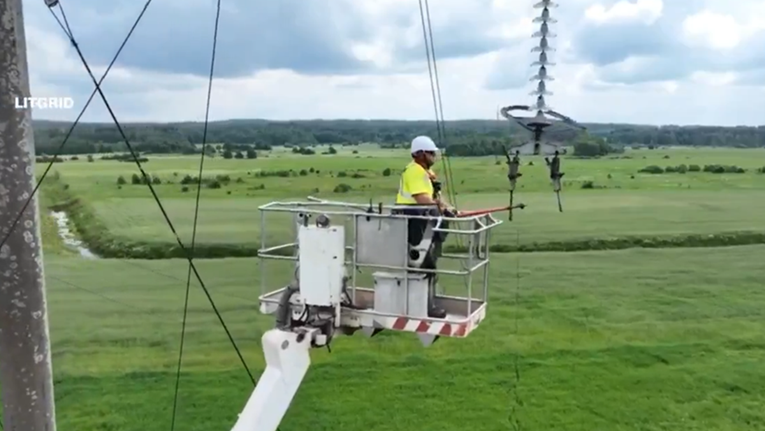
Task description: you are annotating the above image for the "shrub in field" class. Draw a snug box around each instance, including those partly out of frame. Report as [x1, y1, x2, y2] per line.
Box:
[688, 164, 700, 172]
[116, 176, 127, 185]
[572, 138, 621, 157]
[333, 183, 352, 193]
[254, 170, 290, 178]
[703, 164, 745, 174]
[638, 165, 664, 174]
[337, 171, 347, 177]
[665, 164, 688, 173]
[152, 176, 161, 184]
[181, 186, 189, 192]
[87, 155, 94, 162]
[580, 181, 606, 189]
[36, 156, 64, 163]
[299, 169, 308, 176]
[131, 173, 141, 184]
[103, 153, 149, 163]
[292, 147, 315, 155]
[757, 167, 765, 173]
[382, 168, 392, 176]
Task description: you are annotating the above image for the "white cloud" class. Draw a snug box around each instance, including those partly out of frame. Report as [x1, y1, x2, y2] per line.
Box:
[689, 71, 737, 86]
[20, 0, 765, 126]
[681, 4, 765, 50]
[584, 0, 663, 25]
[682, 12, 744, 50]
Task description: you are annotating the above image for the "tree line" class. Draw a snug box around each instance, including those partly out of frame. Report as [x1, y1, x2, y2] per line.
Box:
[32, 118, 765, 156]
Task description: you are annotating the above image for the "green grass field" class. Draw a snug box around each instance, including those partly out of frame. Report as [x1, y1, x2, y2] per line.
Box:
[39, 247, 765, 430]
[41, 146, 765, 250]
[4, 145, 764, 430]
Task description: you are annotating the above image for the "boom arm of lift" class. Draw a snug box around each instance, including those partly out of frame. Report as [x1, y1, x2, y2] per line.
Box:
[231, 328, 319, 431]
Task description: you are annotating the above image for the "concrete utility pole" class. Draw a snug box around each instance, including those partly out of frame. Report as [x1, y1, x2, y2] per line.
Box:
[0, 0, 57, 429]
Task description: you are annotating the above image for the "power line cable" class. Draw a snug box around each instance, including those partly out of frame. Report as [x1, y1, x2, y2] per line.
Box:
[21, 4, 491, 431]
[119, 259, 257, 304]
[46, 0, 255, 389]
[416, 1, 464, 248]
[422, 0, 458, 208]
[418, 0, 443, 146]
[170, 0, 223, 428]
[0, 0, 153, 251]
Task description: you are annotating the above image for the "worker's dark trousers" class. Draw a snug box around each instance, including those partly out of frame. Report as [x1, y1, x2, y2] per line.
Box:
[392, 207, 451, 310]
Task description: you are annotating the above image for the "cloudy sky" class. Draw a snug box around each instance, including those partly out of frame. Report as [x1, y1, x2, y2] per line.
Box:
[20, 0, 765, 125]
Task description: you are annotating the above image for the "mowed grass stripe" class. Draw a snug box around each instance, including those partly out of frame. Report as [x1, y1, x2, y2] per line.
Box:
[90, 190, 765, 247]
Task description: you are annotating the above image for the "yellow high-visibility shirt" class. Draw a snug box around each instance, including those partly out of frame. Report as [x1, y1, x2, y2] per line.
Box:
[396, 161, 434, 204]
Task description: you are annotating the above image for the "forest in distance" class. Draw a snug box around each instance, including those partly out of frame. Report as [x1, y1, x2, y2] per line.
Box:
[32, 118, 765, 156]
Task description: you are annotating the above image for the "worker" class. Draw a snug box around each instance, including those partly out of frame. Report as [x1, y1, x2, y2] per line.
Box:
[395, 135, 455, 319]
[396, 135, 455, 211]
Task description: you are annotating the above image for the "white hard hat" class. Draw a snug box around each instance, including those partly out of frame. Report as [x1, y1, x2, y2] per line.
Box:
[410, 135, 439, 154]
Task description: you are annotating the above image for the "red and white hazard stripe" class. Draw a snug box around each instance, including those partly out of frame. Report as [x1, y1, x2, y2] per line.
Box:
[367, 306, 486, 338]
[389, 317, 469, 336]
